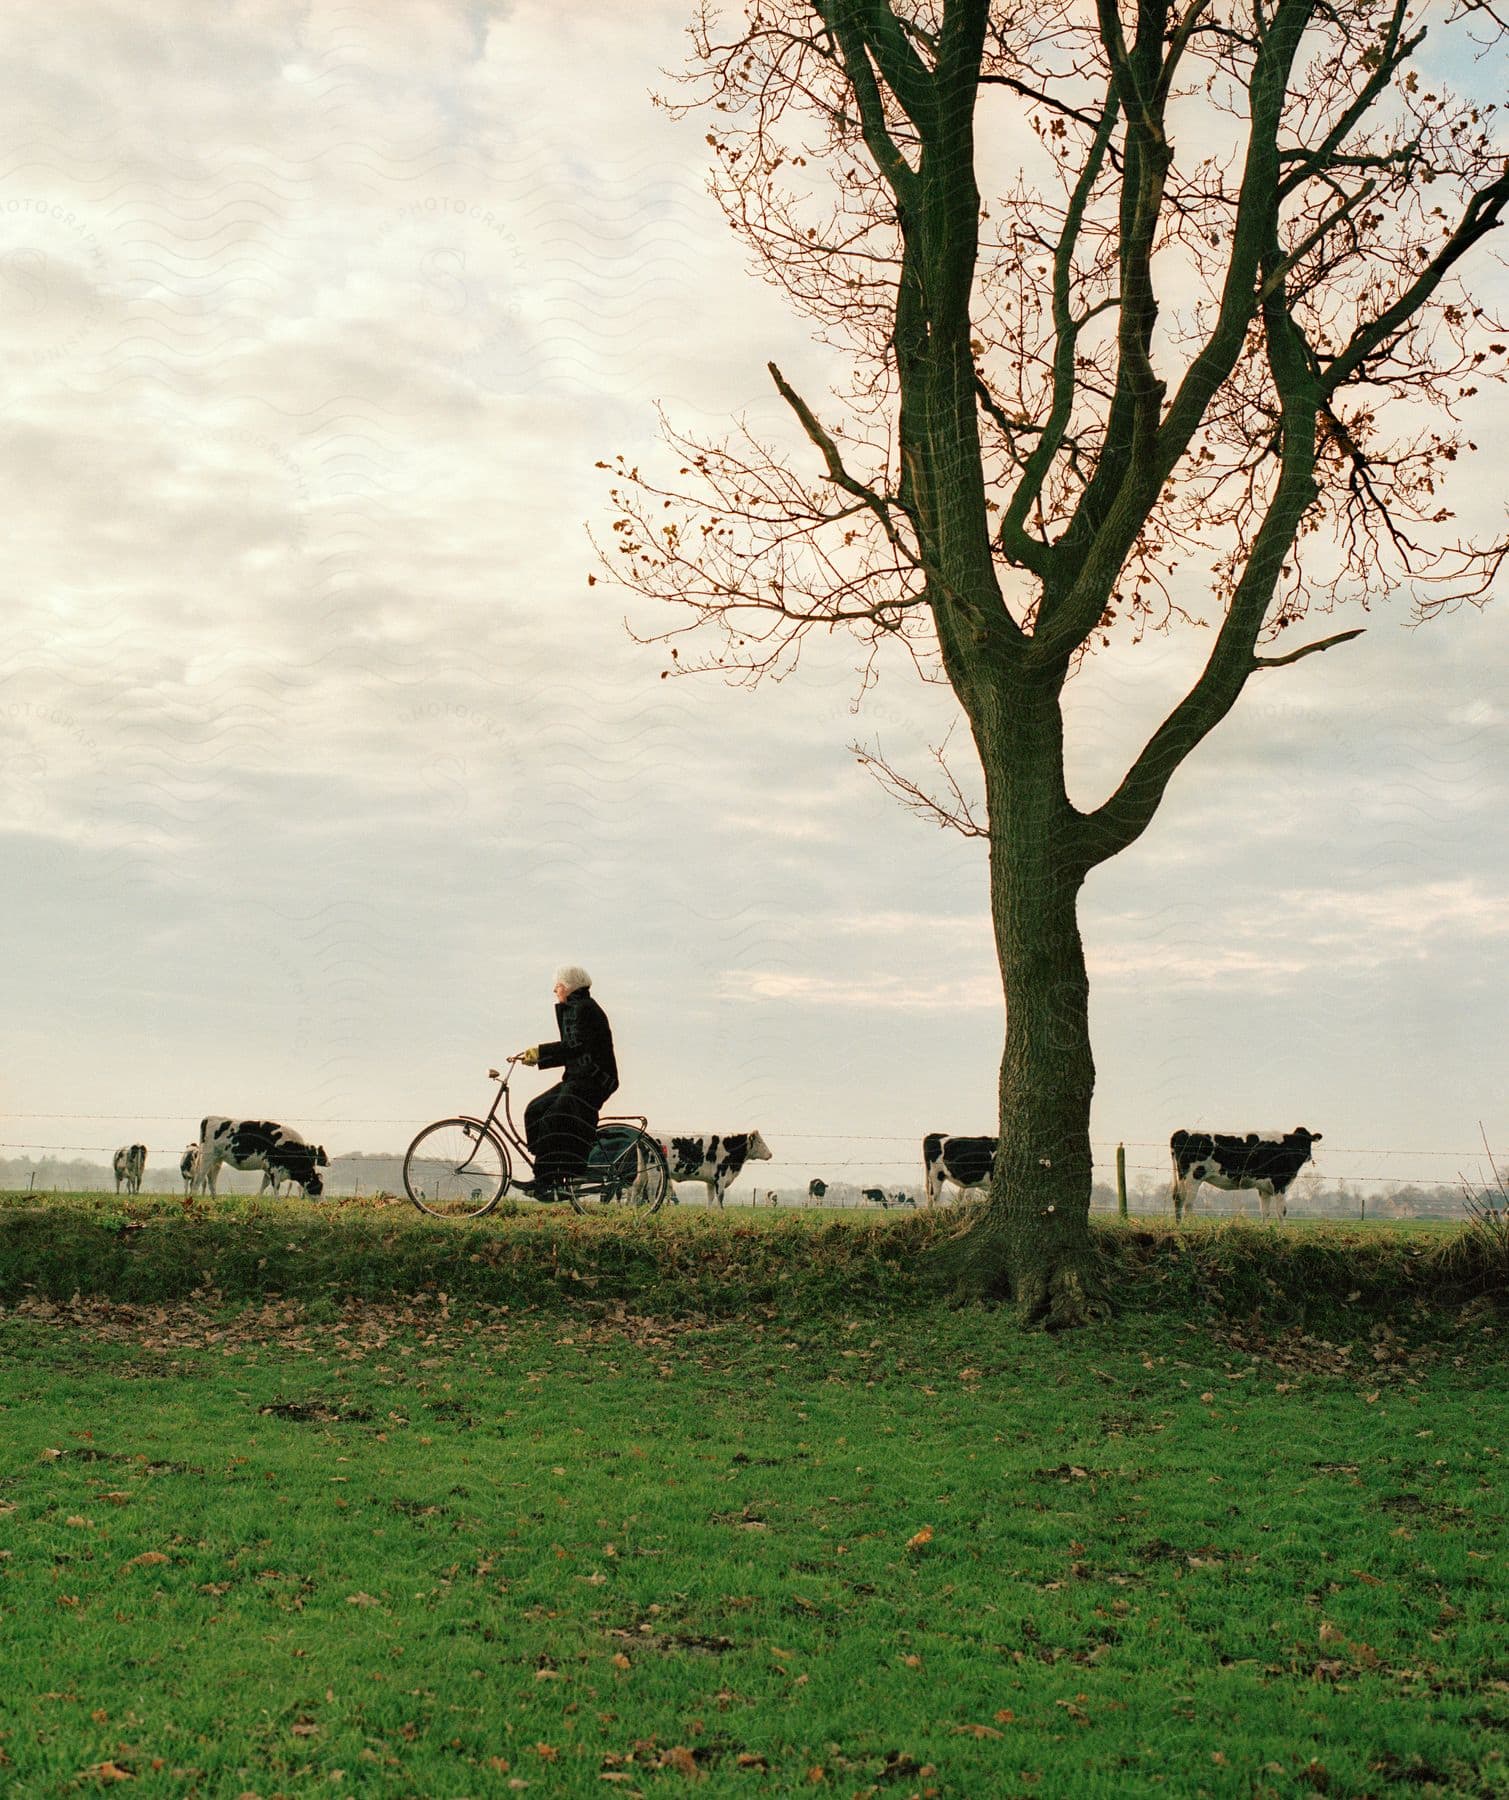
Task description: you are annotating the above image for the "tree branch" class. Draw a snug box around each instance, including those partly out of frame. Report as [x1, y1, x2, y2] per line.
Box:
[1077, 223, 1326, 866]
[997, 76, 1119, 576]
[851, 729, 987, 836]
[1251, 626, 1365, 668]
[1038, 0, 1314, 662]
[768, 359, 913, 551]
[814, 0, 921, 203]
[1323, 161, 1509, 391]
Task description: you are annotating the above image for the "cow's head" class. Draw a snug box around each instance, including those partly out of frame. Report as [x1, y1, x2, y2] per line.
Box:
[277, 1146, 323, 1198]
[1290, 1127, 1322, 1146]
[747, 1131, 773, 1162]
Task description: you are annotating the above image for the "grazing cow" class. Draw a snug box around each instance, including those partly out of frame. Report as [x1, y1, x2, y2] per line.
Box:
[807, 1178, 827, 1201]
[179, 1144, 201, 1196]
[922, 1133, 998, 1207]
[659, 1132, 773, 1207]
[892, 1191, 917, 1208]
[196, 1117, 329, 1200]
[763, 1189, 779, 1207]
[1169, 1127, 1322, 1223]
[113, 1144, 146, 1196]
[862, 1186, 889, 1208]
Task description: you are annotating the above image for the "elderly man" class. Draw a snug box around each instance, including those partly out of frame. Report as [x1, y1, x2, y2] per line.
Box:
[513, 965, 619, 1201]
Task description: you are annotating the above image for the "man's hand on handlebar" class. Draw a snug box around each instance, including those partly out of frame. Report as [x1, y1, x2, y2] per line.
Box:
[515, 1046, 540, 1066]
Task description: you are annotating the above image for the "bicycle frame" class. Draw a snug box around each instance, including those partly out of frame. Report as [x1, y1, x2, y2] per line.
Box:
[477, 1065, 653, 1194]
[404, 1065, 666, 1218]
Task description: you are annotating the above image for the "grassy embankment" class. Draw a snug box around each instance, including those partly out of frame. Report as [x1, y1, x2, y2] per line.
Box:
[1, 1194, 1505, 1797]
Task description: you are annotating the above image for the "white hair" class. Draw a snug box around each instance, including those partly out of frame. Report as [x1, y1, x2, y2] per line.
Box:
[554, 964, 592, 993]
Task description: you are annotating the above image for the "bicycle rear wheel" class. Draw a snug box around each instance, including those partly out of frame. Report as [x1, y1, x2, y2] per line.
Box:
[404, 1119, 510, 1218]
[569, 1126, 670, 1215]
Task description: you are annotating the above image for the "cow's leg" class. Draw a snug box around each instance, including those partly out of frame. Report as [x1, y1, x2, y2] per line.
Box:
[1172, 1175, 1195, 1223]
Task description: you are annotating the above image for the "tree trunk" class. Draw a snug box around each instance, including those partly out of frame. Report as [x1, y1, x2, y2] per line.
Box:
[938, 674, 1108, 1327]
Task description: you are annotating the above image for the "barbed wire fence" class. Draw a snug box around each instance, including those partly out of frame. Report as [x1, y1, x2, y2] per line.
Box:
[2, 1112, 1500, 1216]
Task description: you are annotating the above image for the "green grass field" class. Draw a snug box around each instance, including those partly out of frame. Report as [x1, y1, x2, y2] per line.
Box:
[1, 1198, 1506, 1796]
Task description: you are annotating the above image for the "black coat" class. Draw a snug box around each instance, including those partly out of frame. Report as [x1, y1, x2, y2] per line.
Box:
[536, 989, 619, 1107]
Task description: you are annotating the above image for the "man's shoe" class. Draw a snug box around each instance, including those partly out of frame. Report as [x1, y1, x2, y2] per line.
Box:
[514, 1178, 565, 1203]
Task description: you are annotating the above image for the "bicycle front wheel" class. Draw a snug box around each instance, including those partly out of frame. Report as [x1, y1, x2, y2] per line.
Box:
[571, 1126, 670, 1215]
[404, 1119, 510, 1218]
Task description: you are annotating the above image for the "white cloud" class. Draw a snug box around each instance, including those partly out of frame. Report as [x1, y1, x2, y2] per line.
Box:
[0, 1, 1504, 1173]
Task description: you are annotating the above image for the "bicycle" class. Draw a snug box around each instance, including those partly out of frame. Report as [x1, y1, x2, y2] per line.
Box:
[402, 1059, 670, 1220]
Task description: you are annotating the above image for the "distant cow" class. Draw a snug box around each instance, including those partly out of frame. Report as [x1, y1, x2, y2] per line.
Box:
[892, 1191, 917, 1208]
[923, 1133, 998, 1207]
[659, 1132, 773, 1207]
[807, 1178, 827, 1201]
[197, 1117, 328, 1200]
[862, 1186, 888, 1208]
[113, 1144, 146, 1196]
[179, 1144, 201, 1196]
[1169, 1127, 1322, 1223]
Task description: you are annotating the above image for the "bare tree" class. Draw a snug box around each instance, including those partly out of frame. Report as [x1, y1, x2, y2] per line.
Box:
[598, 0, 1509, 1324]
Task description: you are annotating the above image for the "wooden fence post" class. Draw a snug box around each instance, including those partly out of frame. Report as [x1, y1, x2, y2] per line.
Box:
[1116, 1143, 1128, 1218]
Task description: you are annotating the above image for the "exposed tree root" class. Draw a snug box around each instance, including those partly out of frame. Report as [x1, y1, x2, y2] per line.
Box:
[928, 1205, 1111, 1329]
[1013, 1261, 1112, 1331]
[927, 1204, 1009, 1303]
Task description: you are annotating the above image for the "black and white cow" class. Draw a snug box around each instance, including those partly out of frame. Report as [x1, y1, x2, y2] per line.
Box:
[659, 1132, 773, 1207]
[113, 1144, 146, 1196]
[862, 1186, 889, 1208]
[196, 1117, 329, 1200]
[1169, 1127, 1322, 1223]
[179, 1144, 201, 1196]
[807, 1178, 827, 1201]
[922, 1133, 998, 1207]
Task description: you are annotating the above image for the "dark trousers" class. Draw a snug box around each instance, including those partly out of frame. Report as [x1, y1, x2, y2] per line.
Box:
[524, 1083, 602, 1187]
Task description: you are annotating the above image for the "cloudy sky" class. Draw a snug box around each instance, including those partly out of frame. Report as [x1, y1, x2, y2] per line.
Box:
[2, 0, 1506, 1204]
